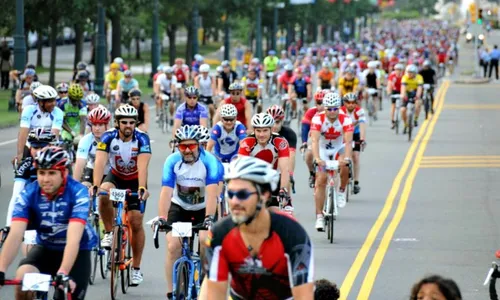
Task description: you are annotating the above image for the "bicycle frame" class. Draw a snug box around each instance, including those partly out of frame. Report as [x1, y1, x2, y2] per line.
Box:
[323, 160, 339, 219]
[172, 236, 202, 300]
[5, 275, 73, 300]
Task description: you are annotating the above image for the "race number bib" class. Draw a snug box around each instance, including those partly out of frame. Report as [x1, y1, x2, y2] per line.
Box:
[110, 188, 127, 202]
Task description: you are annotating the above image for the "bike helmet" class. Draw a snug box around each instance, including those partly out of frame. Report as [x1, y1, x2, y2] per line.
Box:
[124, 70, 132, 77]
[163, 66, 173, 73]
[115, 104, 138, 119]
[110, 63, 120, 70]
[268, 50, 276, 56]
[68, 84, 84, 101]
[28, 128, 56, 147]
[128, 88, 142, 98]
[77, 70, 89, 80]
[157, 64, 164, 72]
[88, 106, 111, 125]
[266, 105, 285, 121]
[323, 92, 342, 107]
[251, 113, 274, 128]
[30, 81, 42, 92]
[284, 64, 294, 71]
[24, 69, 36, 77]
[195, 54, 204, 62]
[406, 64, 418, 73]
[220, 104, 238, 118]
[76, 61, 87, 70]
[85, 93, 100, 104]
[423, 60, 431, 67]
[199, 64, 210, 73]
[343, 92, 358, 102]
[113, 57, 124, 64]
[314, 89, 330, 102]
[175, 125, 200, 142]
[197, 125, 210, 143]
[224, 156, 279, 193]
[184, 86, 199, 97]
[228, 82, 243, 91]
[345, 67, 355, 74]
[33, 85, 57, 101]
[56, 82, 69, 93]
[34, 146, 71, 170]
[367, 61, 377, 68]
[221, 60, 230, 67]
[394, 63, 404, 70]
[346, 54, 355, 60]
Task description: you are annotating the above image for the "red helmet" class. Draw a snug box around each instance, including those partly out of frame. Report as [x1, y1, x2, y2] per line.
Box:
[314, 89, 330, 103]
[88, 105, 111, 125]
[34, 146, 71, 171]
[266, 105, 285, 121]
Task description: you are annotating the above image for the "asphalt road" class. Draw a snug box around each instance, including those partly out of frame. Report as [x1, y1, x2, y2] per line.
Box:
[1, 43, 499, 300]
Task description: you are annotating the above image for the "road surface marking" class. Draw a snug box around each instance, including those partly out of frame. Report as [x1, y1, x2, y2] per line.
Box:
[338, 82, 446, 300]
[451, 83, 500, 88]
[420, 164, 500, 168]
[356, 80, 450, 299]
[443, 104, 500, 110]
[0, 139, 17, 147]
[423, 155, 500, 159]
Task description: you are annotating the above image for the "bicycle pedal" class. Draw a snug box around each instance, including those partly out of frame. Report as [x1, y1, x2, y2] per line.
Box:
[129, 283, 139, 287]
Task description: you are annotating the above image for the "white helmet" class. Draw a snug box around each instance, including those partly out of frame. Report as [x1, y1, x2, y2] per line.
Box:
[220, 104, 237, 118]
[113, 57, 124, 64]
[330, 57, 338, 65]
[196, 125, 210, 143]
[224, 156, 279, 192]
[163, 66, 173, 73]
[86, 93, 100, 104]
[251, 113, 274, 128]
[367, 61, 377, 69]
[30, 82, 42, 92]
[406, 64, 418, 73]
[346, 53, 355, 60]
[199, 64, 210, 73]
[323, 92, 342, 107]
[115, 104, 138, 119]
[33, 85, 58, 100]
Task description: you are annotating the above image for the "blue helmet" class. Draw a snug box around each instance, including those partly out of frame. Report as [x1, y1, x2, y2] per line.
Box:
[175, 125, 200, 142]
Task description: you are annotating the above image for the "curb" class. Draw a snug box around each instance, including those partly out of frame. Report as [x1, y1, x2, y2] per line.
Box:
[453, 78, 491, 84]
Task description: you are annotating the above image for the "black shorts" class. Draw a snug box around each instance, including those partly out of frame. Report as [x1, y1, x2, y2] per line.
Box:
[199, 96, 214, 105]
[103, 172, 146, 212]
[296, 94, 308, 102]
[267, 177, 282, 208]
[19, 245, 91, 300]
[402, 91, 417, 108]
[166, 203, 205, 233]
[82, 167, 93, 183]
[391, 91, 401, 104]
[161, 91, 173, 102]
[353, 132, 361, 152]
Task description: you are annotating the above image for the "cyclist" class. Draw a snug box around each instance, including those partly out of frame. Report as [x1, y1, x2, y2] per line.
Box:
[301, 89, 328, 187]
[419, 60, 437, 115]
[242, 68, 263, 113]
[238, 113, 292, 211]
[172, 86, 209, 140]
[191, 54, 204, 80]
[217, 60, 238, 96]
[74, 106, 111, 186]
[361, 61, 381, 119]
[90, 104, 151, 286]
[103, 62, 123, 106]
[116, 70, 139, 105]
[338, 67, 360, 97]
[72, 61, 89, 81]
[113, 57, 129, 72]
[156, 125, 219, 300]
[128, 88, 150, 132]
[83, 93, 101, 134]
[15, 68, 37, 112]
[214, 82, 252, 130]
[16, 85, 63, 162]
[55, 82, 69, 106]
[74, 70, 94, 98]
[400, 64, 424, 132]
[201, 156, 314, 299]
[340, 92, 366, 194]
[317, 61, 335, 90]
[387, 63, 404, 129]
[207, 104, 247, 162]
[288, 67, 312, 117]
[173, 58, 190, 87]
[20, 81, 42, 110]
[0, 146, 97, 300]
[59, 84, 87, 147]
[154, 66, 178, 125]
[278, 64, 295, 95]
[311, 92, 353, 231]
[194, 64, 216, 123]
[263, 50, 279, 94]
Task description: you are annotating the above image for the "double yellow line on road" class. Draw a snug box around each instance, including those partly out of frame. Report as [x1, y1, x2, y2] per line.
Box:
[420, 155, 500, 168]
[339, 80, 451, 300]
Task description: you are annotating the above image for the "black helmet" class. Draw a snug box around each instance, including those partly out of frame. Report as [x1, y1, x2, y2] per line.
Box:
[28, 128, 56, 148]
[34, 146, 71, 170]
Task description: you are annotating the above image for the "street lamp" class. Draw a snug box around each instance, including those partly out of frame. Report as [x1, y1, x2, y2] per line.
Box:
[94, 0, 106, 96]
[13, 0, 26, 71]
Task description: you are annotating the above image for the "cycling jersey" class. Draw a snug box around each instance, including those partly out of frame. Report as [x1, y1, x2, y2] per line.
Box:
[219, 71, 238, 93]
[205, 213, 314, 300]
[291, 77, 311, 97]
[118, 78, 138, 92]
[300, 107, 320, 143]
[156, 74, 177, 94]
[22, 94, 36, 109]
[278, 73, 294, 90]
[20, 104, 64, 131]
[401, 74, 424, 92]
[238, 133, 289, 170]
[311, 112, 353, 148]
[175, 103, 209, 126]
[198, 75, 214, 97]
[222, 97, 248, 127]
[318, 69, 334, 88]
[242, 77, 261, 99]
[174, 64, 189, 83]
[77, 133, 110, 173]
[263, 56, 279, 72]
[210, 121, 247, 162]
[340, 106, 366, 134]
[388, 72, 403, 92]
[97, 128, 151, 180]
[12, 176, 98, 251]
[161, 149, 219, 211]
[419, 68, 436, 84]
[105, 71, 124, 90]
[14, 157, 36, 183]
[58, 99, 87, 139]
[338, 77, 359, 96]
[277, 126, 297, 150]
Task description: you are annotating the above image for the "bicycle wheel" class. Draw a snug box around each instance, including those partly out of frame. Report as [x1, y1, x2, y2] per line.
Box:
[89, 214, 99, 285]
[328, 187, 335, 244]
[297, 106, 303, 135]
[395, 114, 399, 135]
[110, 226, 122, 300]
[175, 261, 190, 300]
[408, 112, 414, 142]
[424, 96, 430, 120]
[121, 226, 132, 293]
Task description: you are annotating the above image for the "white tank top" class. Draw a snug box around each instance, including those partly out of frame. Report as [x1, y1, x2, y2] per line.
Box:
[198, 75, 213, 97]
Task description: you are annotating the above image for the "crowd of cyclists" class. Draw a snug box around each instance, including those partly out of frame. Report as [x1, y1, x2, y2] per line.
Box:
[0, 19, 461, 299]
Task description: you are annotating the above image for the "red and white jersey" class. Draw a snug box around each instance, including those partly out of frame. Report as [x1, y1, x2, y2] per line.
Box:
[238, 133, 289, 169]
[340, 106, 366, 127]
[311, 112, 353, 147]
[173, 64, 189, 82]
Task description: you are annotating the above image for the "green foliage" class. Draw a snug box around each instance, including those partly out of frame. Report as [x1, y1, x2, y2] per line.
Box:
[380, 10, 421, 20]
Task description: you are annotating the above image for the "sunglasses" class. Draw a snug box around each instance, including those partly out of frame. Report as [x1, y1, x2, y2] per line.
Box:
[316, 101, 323, 105]
[31, 144, 47, 150]
[178, 144, 198, 152]
[230, 92, 241, 96]
[120, 120, 136, 125]
[186, 96, 197, 99]
[222, 118, 235, 122]
[226, 189, 258, 201]
[130, 97, 140, 101]
[326, 107, 339, 112]
[59, 91, 68, 94]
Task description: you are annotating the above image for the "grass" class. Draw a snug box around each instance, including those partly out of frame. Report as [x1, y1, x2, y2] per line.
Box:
[135, 74, 154, 97]
[0, 89, 20, 127]
[35, 66, 70, 74]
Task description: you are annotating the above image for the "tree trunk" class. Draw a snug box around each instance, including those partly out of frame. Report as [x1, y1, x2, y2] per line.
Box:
[49, 20, 58, 86]
[89, 33, 96, 65]
[213, 28, 219, 43]
[36, 31, 43, 68]
[167, 25, 177, 66]
[202, 28, 207, 45]
[74, 23, 84, 69]
[185, 22, 193, 65]
[110, 12, 122, 60]
[25, 31, 29, 64]
[135, 31, 141, 59]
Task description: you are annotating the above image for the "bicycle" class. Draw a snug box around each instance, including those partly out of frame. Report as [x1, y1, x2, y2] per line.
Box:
[322, 159, 340, 244]
[4, 273, 73, 300]
[405, 96, 416, 142]
[99, 189, 144, 300]
[484, 252, 500, 299]
[218, 162, 230, 218]
[89, 191, 108, 285]
[391, 94, 402, 135]
[158, 94, 170, 134]
[282, 95, 293, 127]
[152, 221, 206, 300]
[296, 97, 307, 136]
[366, 88, 378, 126]
[422, 84, 433, 120]
[267, 72, 278, 100]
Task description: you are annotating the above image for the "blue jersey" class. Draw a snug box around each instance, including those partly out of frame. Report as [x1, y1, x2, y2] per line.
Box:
[292, 77, 310, 95]
[162, 149, 219, 211]
[210, 121, 247, 162]
[174, 103, 208, 126]
[12, 176, 98, 251]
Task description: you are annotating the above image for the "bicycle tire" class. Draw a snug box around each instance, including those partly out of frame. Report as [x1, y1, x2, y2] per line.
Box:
[110, 226, 122, 300]
[408, 112, 414, 142]
[175, 261, 190, 300]
[121, 226, 132, 293]
[89, 214, 99, 285]
[424, 96, 430, 120]
[329, 188, 335, 244]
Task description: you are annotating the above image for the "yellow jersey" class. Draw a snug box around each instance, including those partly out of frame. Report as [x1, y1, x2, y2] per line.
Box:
[401, 74, 424, 92]
[338, 77, 359, 96]
[263, 56, 279, 72]
[105, 71, 124, 90]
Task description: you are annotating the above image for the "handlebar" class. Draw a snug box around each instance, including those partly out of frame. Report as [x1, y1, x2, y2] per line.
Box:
[152, 221, 206, 249]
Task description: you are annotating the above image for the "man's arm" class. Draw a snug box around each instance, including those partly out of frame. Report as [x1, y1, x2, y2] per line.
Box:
[206, 280, 229, 300]
[137, 153, 151, 189]
[311, 130, 321, 161]
[244, 100, 252, 131]
[278, 157, 290, 188]
[73, 158, 87, 182]
[16, 127, 29, 159]
[291, 283, 315, 300]
[344, 131, 353, 160]
[140, 103, 150, 132]
[172, 119, 182, 140]
[0, 221, 26, 273]
[93, 150, 109, 187]
[194, 76, 200, 89]
[158, 186, 173, 218]
[205, 184, 217, 217]
[206, 139, 215, 152]
[115, 82, 122, 101]
[59, 221, 85, 274]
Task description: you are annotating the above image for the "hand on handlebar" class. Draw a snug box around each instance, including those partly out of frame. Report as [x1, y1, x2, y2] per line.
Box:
[55, 272, 76, 293]
[138, 187, 150, 200]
